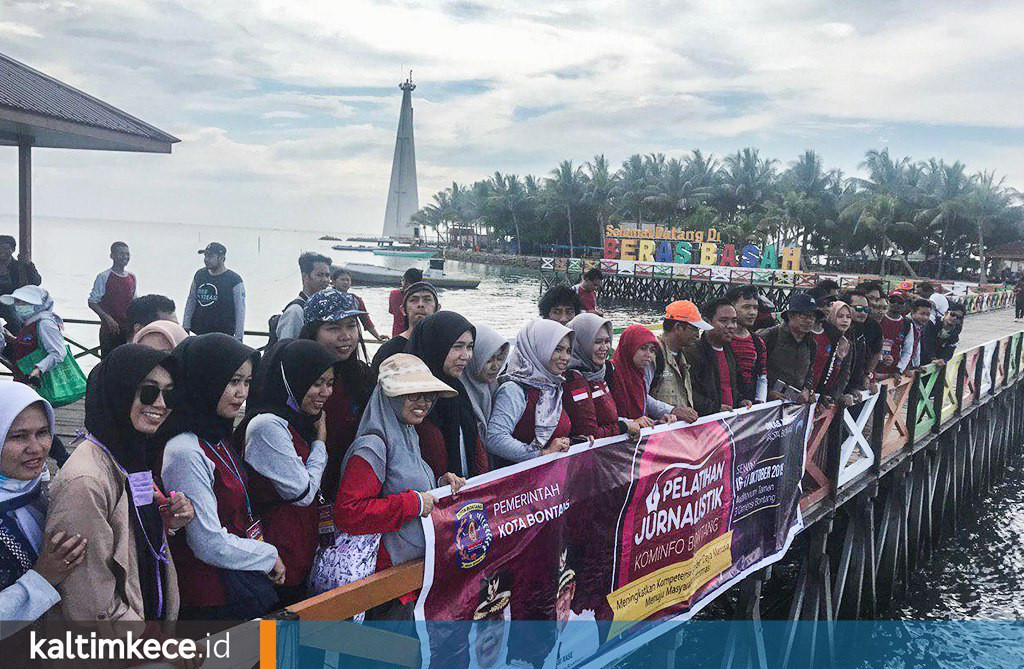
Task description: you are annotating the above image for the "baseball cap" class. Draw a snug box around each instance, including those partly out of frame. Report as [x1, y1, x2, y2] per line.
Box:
[198, 242, 227, 256]
[303, 288, 366, 325]
[377, 353, 457, 399]
[403, 281, 439, 303]
[897, 280, 915, 292]
[888, 289, 908, 301]
[0, 285, 47, 306]
[786, 293, 825, 316]
[664, 300, 713, 331]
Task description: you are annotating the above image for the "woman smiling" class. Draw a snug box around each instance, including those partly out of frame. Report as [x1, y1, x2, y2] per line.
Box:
[240, 339, 340, 605]
[47, 345, 193, 622]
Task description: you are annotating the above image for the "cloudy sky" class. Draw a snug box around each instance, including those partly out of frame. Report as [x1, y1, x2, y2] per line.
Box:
[1, 0, 1023, 234]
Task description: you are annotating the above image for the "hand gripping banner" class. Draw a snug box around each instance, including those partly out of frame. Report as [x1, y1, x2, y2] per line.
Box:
[416, 401, 810, 669]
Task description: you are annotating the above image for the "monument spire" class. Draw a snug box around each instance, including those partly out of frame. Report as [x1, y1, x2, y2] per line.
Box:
[382, 71, 420, 240]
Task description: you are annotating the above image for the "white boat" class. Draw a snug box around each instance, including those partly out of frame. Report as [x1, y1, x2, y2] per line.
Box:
[342, 260, 481, 289]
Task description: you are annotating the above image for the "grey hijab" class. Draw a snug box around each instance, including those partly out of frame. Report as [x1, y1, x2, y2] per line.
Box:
[567, 313, 613, 383]
[463, 324, 509, 438]
[341, 385, 435, 565]
[502, 319, 574, 447]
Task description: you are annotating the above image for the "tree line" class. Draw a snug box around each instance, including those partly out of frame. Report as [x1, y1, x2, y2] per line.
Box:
[411, 148, 1024, 281]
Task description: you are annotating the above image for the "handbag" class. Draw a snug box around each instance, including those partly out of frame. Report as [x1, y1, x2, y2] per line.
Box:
[308, 531, 380, 620]
[16, 345, 87, 407]
[220, 569, 280, 620]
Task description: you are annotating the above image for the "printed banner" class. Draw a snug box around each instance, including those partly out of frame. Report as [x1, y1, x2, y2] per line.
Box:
[416, 402, 810, 669]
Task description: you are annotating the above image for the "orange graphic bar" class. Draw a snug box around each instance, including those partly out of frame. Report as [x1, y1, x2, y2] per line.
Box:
[260, 619, 276, 669]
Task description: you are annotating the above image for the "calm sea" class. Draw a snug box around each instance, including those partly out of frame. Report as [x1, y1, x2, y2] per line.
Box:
[10, 215, 657, 343]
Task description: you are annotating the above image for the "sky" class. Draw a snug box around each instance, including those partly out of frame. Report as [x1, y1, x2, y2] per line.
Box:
[1, 0, 1024, 235]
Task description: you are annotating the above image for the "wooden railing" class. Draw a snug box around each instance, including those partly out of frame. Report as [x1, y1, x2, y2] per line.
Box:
[280, 328, 1024, 623]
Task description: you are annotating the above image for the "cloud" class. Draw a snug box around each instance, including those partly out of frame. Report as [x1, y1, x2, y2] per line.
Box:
[0, 0, 1022, 234]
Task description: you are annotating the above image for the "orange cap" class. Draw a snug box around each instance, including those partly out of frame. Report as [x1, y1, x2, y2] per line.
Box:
[664, 300, 713, 331]
[897, 280, 914, 291]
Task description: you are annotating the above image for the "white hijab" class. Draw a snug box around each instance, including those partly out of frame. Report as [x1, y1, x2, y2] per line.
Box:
[0, 382, 55, 552]
[463, 324, 510, 438]
[503, 319, 573, 447]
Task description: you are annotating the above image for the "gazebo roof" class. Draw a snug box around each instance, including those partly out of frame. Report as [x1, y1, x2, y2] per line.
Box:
[986, 240, 1024, 260]
[0, 51, 178, 153]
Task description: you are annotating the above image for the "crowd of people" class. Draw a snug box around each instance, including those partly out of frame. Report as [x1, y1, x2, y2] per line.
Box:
[0, 240, 970, 631]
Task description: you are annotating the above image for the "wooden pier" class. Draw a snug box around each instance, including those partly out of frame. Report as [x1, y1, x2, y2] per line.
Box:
[264, 316, 1024, 668]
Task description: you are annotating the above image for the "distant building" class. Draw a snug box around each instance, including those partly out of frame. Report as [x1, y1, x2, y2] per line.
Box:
[382, 73, 420, 240]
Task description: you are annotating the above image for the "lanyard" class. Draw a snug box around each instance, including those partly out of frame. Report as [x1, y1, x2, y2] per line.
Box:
[85, 434, 167, 617]
[201, 438, 253, 521]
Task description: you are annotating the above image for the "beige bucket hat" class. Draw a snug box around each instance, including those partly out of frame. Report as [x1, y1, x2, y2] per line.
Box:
[378, 353, 458, 398]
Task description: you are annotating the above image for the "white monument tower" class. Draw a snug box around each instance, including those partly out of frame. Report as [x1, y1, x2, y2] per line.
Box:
[382, 72, 420, 240]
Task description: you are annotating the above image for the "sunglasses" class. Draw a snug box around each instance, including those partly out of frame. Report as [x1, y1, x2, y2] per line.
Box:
[137, 384, 174, 406]
[406, 392, 439, 404]
[853, 305, 871, 313]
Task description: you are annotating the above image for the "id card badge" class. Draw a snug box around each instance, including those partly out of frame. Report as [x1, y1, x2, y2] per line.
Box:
[246, 519, 264, 541]
[318, 502, 336, 548]
[126, 471, 155, 507]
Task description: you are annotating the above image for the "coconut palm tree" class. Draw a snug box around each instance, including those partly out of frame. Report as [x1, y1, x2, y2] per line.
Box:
[585, 155, 616, 233]
[546, 160, 588, 257]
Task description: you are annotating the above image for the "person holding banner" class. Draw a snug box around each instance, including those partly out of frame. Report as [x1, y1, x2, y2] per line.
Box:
[563, 313, 652, 439]
[610, 324, 679, 423]
[486, 319, 575, 465]
[161, 334, 286, 621]
[334, 354, 466, 621]
[405, 311, 489, 480]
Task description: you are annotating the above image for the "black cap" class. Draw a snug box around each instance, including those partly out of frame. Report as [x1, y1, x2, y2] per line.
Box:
[786, 293, 824, 316]
[0, 235, 15, 250]
[403, 281, 439, 303]
[199, 242, 227, 256]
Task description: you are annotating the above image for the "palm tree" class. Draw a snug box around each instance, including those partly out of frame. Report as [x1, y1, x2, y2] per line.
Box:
[717, 148, 778, 226]
[678, 149, 721, 215]
[612, 154, 659, 226]
[966, 172, 1022, 282]
[546, 160, 588, 257]
[915, 160, 972, 278]
[584, 155, 616, 232]
[488, 172, 530, 253]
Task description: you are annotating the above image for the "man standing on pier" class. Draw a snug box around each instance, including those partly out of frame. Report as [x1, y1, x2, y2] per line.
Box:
[390, 268, 422, 338]
[574, 267, 604, 316]
[650, 299, 707, 419]
[273, 251, 331, 341]
[88, 241, 136, 357]
[183, 242, 246, 341]
[0, 235, 41, 328]
[726, 285, 768, 404]
[759, 293, 821, 402]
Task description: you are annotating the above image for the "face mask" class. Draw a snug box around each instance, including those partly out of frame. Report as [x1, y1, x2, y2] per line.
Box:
[14, 304, 35, 319]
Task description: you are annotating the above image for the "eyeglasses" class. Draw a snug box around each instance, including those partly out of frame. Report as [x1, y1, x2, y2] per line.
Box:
[853, 305, 871, 313]
[406, 392, 439, 404]
[137, 384, 173, 406]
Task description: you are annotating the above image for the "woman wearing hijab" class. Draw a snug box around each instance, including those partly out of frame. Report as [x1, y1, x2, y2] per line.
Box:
[405, 311, 488, 480]
[300, 288, 373, 501]
[0, 384, 86, 636]
[161, 334, 285, 620]
[610, 324, 677, 422]
[462, 323, 509, 441]
[0, 286, 66, 386]
[564, 314, 653, 439]
[818, 301, 855, 406]
[486, 319, 574, 465]
[46, 345, 193, 621]
[240, 339, 339, 605]
[132, 320, 190, 353]
[334, 353, 466, 620]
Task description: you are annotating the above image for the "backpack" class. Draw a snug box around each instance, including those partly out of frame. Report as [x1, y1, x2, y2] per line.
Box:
[267, 297, 307, 345]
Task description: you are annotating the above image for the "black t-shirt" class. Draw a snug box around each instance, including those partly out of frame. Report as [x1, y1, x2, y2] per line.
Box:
[370, 335, 408, 376]
[189, 268, 243, 336]
[863, 318, 883, 355]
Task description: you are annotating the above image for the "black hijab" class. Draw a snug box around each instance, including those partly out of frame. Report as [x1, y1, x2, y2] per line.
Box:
[238, 339, 340, 443]
[405, 311, 480, 477]
[84, 344, 176, 620]
[165, 333, 260, 442]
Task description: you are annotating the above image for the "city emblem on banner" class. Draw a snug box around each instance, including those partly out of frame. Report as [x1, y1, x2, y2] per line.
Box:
[455, 502, 494, 569]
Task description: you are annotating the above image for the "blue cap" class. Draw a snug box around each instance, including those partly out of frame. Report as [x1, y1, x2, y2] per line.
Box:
[303, 288, 366, 325]
[786, 293, 825, 316]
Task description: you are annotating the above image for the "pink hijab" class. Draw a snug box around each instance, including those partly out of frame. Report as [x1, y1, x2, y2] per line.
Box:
[132, 320, 189, 352]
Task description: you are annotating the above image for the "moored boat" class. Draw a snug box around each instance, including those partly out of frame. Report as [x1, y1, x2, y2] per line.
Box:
[342, 261, 481, 289]
[371, 248, 437, 259]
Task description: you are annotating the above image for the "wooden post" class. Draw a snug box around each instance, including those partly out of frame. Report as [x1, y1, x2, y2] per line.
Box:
[18, 137, 32, 262]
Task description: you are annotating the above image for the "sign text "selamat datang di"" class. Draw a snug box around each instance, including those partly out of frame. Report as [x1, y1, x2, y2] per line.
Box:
[603, 225, 802, 270]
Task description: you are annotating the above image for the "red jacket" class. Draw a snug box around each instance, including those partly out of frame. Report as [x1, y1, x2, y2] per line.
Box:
[334, 456, 421, 576]
[563, 369, 625, 439]
[512, 385, 571, 445]
[415, 421, 489, 481]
